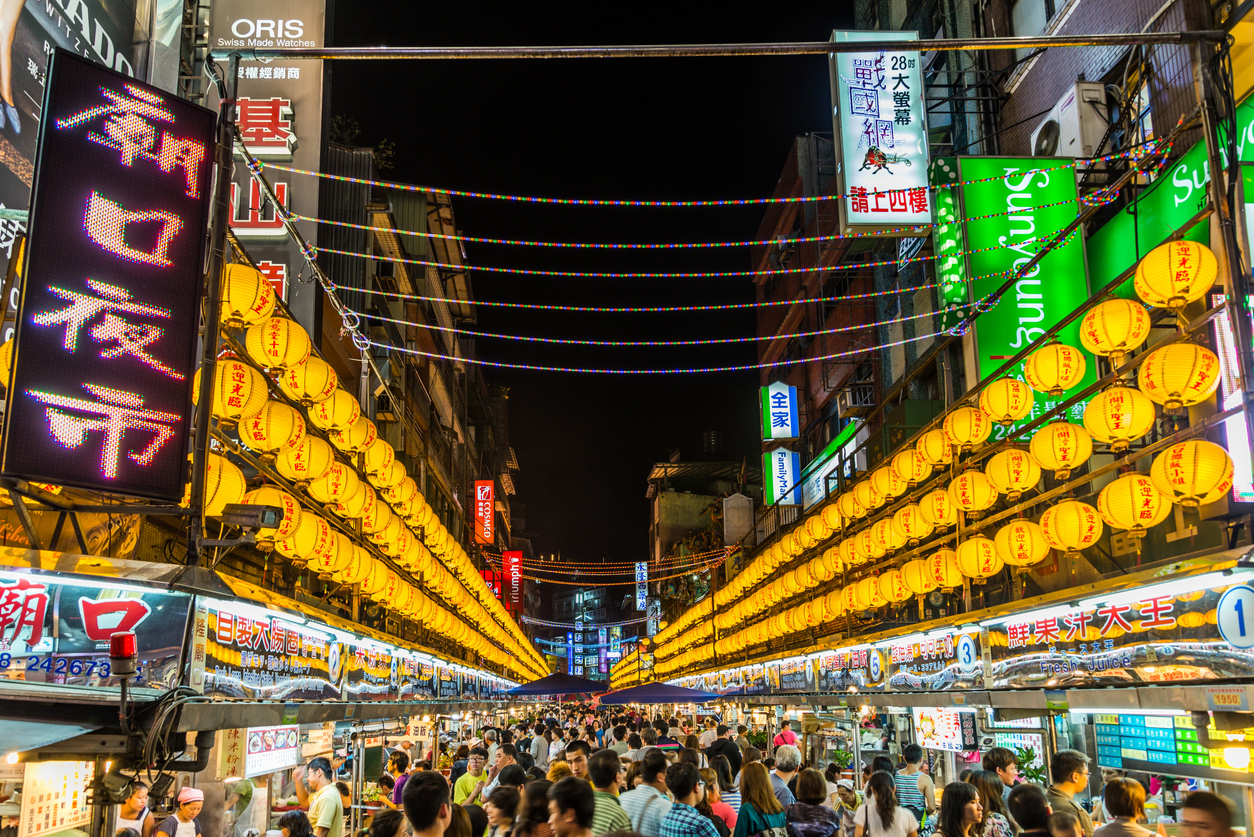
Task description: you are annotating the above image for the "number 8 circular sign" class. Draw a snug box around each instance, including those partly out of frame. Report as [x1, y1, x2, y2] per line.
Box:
[1217, 584, 1254, 650]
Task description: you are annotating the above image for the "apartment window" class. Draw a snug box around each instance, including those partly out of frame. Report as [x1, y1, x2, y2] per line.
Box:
[1012, 0, 1058, 61]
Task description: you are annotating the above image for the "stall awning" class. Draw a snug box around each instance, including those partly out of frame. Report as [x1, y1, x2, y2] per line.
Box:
[0, 718, 103, 756]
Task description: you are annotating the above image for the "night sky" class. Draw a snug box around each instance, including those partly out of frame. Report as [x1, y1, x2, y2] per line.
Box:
[330, 1, 854, 568]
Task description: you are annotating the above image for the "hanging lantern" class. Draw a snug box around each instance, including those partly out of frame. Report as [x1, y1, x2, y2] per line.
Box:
[192, 359, 268, 425]
[1024, 343, 1087, 396]
[993, 519, 1050, 567]
[980, 378, 1035, 426]
[279, 356, 339, 406]
[238, 400, 307, 458]
[956, 537, 1003, 580]
[841, 583, 860, 613]
[782, 568, 804, 597]
[878, 569, 911, 604]
[201, 453, 247, 516]
[1134, 240, 1217, 310]
[927, 549, 963, 588]
[362, 438, 396, 479]
[854, 529, 887, 564]
[1040, 500, 1104, 556]
[855, 575, 887, 610]
[370, 517, 404, 554]
[331, 482, 373, 519]
[307, 461, 361, 506]
[872, 517, 906, 553]
[871, 465, 908, 502]
[805, 513, 832, 544]
[307, 389, 362, 432]
[240, 485, 302, 546]
[916, 428, 954, 466]
[820, 503, 844, 534]
[902, 559, 938, 595]
[1084, 387, 1156, 452]
[0, 338, 11, 388]
[891, 504, 935, 546]
[943, 405, 993, 451]
[243, 317, 311, 372]
[822, 545, 844, 577]
[361, 488, 394, 534]
[948, 471, 998, 515]
[892, 448, 933, 487]
[1150, 439, 1234, 508]
[919, 488, 957, 529]
[837, 490, 867, 520]
[839, 538, 861, 568]
[220, 264, 276, 328]
[787, 528, 808, 554]
[1098, 472, 1172, 535]
[853, 478, 885, 512]
[1081, 299, 1152, 366]
[274, 513, 333, 564]
[338, 548, 376, 586]
[330, 415, 378, 454]
[385, 477, 419, 514]
[274, 435, 335, 486]
[1137, 342, 1222, 413]
[369, 459, 406, 490]
[308, 531, 353, 576]
[1029, 421, 1093, 480]
[825, 588, 845, 619]
[985, 448, 1042, 502]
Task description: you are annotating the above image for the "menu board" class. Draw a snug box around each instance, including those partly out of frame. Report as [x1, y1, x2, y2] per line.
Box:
[1095, 714, 1210, 771]
[912, 707, 977, 752]
[438, 668, 461, 699]
[19, 760, 92, 837]
[816, 647, 887, 692]
[245, 725, 301, 777]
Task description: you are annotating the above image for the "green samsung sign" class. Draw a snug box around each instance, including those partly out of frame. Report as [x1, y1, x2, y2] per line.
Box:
[958, 157, 1098, 433]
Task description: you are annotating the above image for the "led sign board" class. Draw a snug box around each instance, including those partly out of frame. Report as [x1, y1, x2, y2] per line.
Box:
[474, 480, 494, 544]
[502, 550, 522, 615]
[635, 561, 648, 610]
[2, 51, 215, 500]
[760, 381, 798, 440]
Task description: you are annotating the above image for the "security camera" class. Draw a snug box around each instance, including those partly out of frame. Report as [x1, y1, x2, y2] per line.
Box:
[202, 503, 284, 547]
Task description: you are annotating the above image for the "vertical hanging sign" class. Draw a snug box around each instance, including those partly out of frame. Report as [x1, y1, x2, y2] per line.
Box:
[2, 51, 215, 500]
[598, 627, 608, 674]
[502, 550, 522, 616]
[829, 30, 932, 235]
[763, 448, 801, 506]
[760, 381, 799, 440]
[474, 480, 495, 544]
[635, 561, 648, 610]
[566, 631, 574, 673]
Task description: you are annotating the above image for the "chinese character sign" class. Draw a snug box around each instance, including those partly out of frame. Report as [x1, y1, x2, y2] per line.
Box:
[760, 381, 799, 440]
[474, 480, 494, 544]
[2, 52, 215, 500]
[635, 561, 648, 610]
[763, 448, 801, 506]
[599, 627, 608, 674]
[829, 31, 932, 233]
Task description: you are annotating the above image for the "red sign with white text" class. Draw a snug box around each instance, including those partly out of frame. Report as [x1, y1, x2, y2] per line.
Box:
[502, 550, 522, 616]
[474, 480, 494, 544]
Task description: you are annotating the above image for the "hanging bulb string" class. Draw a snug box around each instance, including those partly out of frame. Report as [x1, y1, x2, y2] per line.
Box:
[258, 143, 1160, 208]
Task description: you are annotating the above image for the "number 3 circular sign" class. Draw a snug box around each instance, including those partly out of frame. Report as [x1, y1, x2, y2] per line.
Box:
[1217, 584, 1254, 649]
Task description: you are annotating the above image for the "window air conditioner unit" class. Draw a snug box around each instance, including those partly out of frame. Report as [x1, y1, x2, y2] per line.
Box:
[1030, 81, 1109, 160]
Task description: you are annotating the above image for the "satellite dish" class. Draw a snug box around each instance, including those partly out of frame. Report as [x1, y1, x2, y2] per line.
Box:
[1034, 119, 1061, 156]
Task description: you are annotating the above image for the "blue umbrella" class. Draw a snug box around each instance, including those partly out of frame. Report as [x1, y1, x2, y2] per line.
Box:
[506, 672, 608, 696]
[598, 682, 722, 705]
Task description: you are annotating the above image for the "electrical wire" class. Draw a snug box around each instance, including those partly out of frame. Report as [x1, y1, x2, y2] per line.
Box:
[523, 615, 651, 628]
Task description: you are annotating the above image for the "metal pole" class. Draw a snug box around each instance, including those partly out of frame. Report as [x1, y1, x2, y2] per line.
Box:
[210, 31, 1225, 61]
[186, 53, 238, 565]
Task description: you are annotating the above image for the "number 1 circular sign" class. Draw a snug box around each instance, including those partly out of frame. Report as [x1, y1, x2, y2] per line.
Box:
[1217, 584, 1254, 649]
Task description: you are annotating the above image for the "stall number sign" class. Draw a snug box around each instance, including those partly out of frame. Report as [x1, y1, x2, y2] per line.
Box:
[1, 50, 215, 500]
[830, 30, 931, 234]
[245, 725, 301, 777]
[474, 480, 494, 544]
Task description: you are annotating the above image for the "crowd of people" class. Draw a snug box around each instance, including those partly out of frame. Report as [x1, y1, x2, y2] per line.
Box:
[208, 710, 1241, 837]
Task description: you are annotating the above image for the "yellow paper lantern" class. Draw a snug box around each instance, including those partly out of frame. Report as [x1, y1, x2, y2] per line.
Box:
[240, 485, 302, 544]
[369, 516, 404, 554]
[0, 338, 11, 388]
[1137, 342, 1222, 412]
[857, 575, 887, 609]
[1040, 500, 1104, 556]
[1024, 343, 1087, 396]
[956, 537, 1003, 579]
[928, 549, 962, 588]
[274, 512, 332, 563]
[1134, 240, 1217, 311]
[855, 529, 887, 563]
[243, 316, 311, 371]
[822, 545, 844, 576]
[916, 428, 954, 466]
[804, 513, 832, 543]
[891, 504, 934, 545]
[307, 389, 361, 432]
[1084, 387, 1156, 452]
[202, 452, 247, 517]
[949, 471, 998, 514]
[330, 415, 378, 454]
[837, 490, 867, 520]
[278, 356, 339, 406]
[306, 461, 360, 505]
[782, 569, 803, 596]
[853, 479, 885, 512]
[1098, 472, 1171, 535]
[993, 519, 1050, 567]
[984, 448, 1042, 502]
[892, 448, 933, 486]
[238, 400, 306, 457]
[839, 538, 861, 567]
[369, 459, 406, 490]
[308, 531, 352, 576]
[841, 584, 859, 613]
[871, 465, 908, 502]
[192, 358, 268, 424]
[274, 435, 335, 486]
[338, 548, 376, 585]
[943, 405, 993, 451]
[879, 569, 911, 603]
[919, 489, 957, 529]
[872, 517, 906, 553]
[1150, 439, 1235, 508]
[809, 555, 833, 583]
[361, 488, 394, 534]
[385, 477, 419, 513]
[331, 482, 372, 519]
[980, 378, 1035, 426]
[902, 559, 938, 595]
[826, 589, 845, 619]
[820, 503, 844, 533]
[220, 264, 276, 328]
[1029, 421, 1093, 480]
[1080, 299, 1152, 366]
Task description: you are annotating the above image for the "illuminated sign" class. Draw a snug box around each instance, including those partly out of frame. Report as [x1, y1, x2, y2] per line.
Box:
[635, 561, 648, 610]
[599, 627, 608, 674]
[912, 706, 977, 752]
[243, 725, 301, 777]
[566, 632, 574, 673]
[1210, 291, 1254, 502]
[763, 447, 801, 506]
[829, 30, 932, 234]
[502, 550, 522, 615]
[474, 480, 495, 544]
[760, 381, 799, 440]
[2, 52, 215, 500]
[930, 158, 970, 333]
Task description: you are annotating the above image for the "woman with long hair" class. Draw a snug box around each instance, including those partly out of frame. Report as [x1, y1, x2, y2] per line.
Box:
[732, 762, 786, 837]
[513, 779, 554, 837]
[703, 767, 739, 833]
[854, 772, 919, 837]
[485, 787, 519, 837]
[936, 782, 982, 837]
[710, 754, 741, 815]
[965, 771, 1014, 837]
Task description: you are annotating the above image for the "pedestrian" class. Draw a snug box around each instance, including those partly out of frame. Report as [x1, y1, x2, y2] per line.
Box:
[589, 749, 631, 836]
[736, 726, 752, 756]
[685, 738, 709, 768]
[743, 747, 763, 767]
[455, 747, 490, 806]
[611, 726, 631, 757]
[773, 746, 802, 806]
[465, 805, 489, 837]
[659, 763, 721, 837]
[278, 811, 313, 837]
[853, 772, 917, 837]
[706, 726, 743, 779]
[699, 718, 720, 750]
[486, 787, 520, 837]
[1180, 792, 1235, 837]
[895, 746, 935, 824]
[834, 781, 863, 837]
[299, 757, 343, 837]
[1046, 751, 1094, 837]
[448, 803, 473, 837]
[773, 721, 798, 749]
[935, 782, 981, 837]
[1050, 814, 1084, 837]
[515, 779, 555, 837]
[1007, 785, 1052, 837]
[965, 771, 1014, 837]
[367, 809, 406, 837]
[982, 750, 1019, 805]
[403, 770, 455, 837]
[732, 762, 786, 837]
[702, 767, 738, 834]
[450, 745, 470, 788]
[619, 750, 673, 837]
[625, 734, 644, 762]
[115, 780, 156, 837]
[548, 776, 597, 837]
[1092, 779, 1152, 837]
[786, 768, 843, 837]
[709, 755, 741, 816]
[382, 752, 410, 811]
[155, 787, 204, 837]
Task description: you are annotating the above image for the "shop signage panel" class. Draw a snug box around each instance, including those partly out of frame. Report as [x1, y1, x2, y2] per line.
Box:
[760, 382, 799, 441]
[438, 667, 461, 699]
[474, 480, 494, 544]
[399, 662, 438, 701]
[958, 157, 1097, 426]
[503, 551, 523, 615]
[769, 658, 816, 693]
[887, 630, 984, 691]
[345, 645, 394, 702]
[244, 725, 301, 777]
[763, 447, 801, 506]
[987, 581, 1254, 689]
[912, 706, 977, 752]
[0, 568, 190, 690]
[816, 647, 888, 692]
[829, 30, 932, 234]
[723, 663, 768, 695]
[599, 627, 608, 674]
[2, 51, 215, 500]
[635, 562, 648, 610]
[19, 760, 93, 837]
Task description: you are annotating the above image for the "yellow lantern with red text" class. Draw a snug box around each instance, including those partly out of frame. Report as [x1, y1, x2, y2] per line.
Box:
[239, 401, 306, 458]
[980, 378, 1035, 426]
[1134, 240, 1217, 311]
[307, 389, 361, 432]
[855, 529, 887, 564]
[370, 459, 406, 490]
[853, 479, 884, 512]
[892, 448, 933, 486]
[916, 428, 954, 465]
[879, 569, 911, 603]
[956, 537, 1003, 580]
[274, 512, 332, 564]
[1084, 387, 1156, 452]
[1081, 299, 1152, 366]
[244, 316, 311, 371]
[330, 482, 372, 519]
[841, 584, 860, 613]
[274, 435, 334, 486]
[839, 538, 861, 567]
[1040, 500, 1104, 556]
[825, 589, 845, 619]
[944, 405, 993, 451]
[871, 465, 907, 502]
[1137, 342, 1221, 413]
[873, 517, 906, 553]
[203, 452, 246, 517]
[193, 359, 268, 425]
[220, 264, 276, 327]
[1029, 421, 1093, 480]
[985, 448, 1042, 502]
[855, 576, 886, 610]
[240, 485, 302, 545]
[892, 504, 934, 546]
[838, 490, 866, 520]
[919, 489, 957, 529]
[279, 356, 339, 405]
[805, 513, 833, 543]
[1024, 343, 1087, 397]
[993, 519, 1050, 567]
[330, 416, 377, 454]
[928, 549, 962, 588]
[307, 461, 360, 506]
[361, 491, 393, 535]
[949, 471, 997, 514]
[902, 559, 938, 595]
[1098, 472, 1171, 535]
[1150, 440, 1234, 508]
[821, 503, 844, 534]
